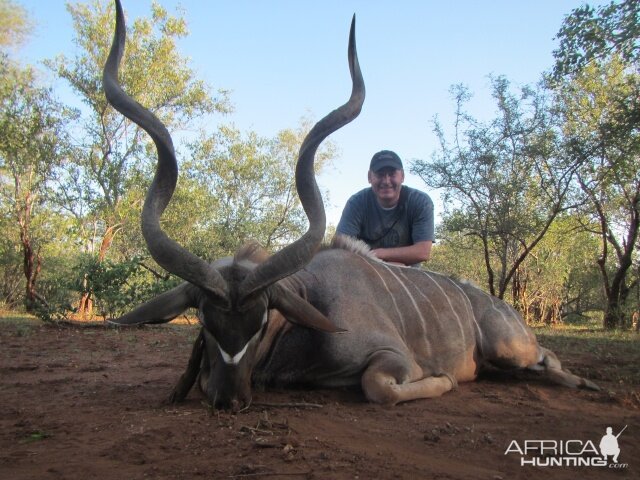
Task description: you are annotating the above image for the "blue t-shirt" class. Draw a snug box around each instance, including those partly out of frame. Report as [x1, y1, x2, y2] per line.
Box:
[336, 185, 434, 249]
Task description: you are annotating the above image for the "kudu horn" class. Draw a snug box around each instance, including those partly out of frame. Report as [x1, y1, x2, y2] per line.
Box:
[103, 0, 228, 301]
[103, 0, 364, 302]
[238, 14, 365, 301]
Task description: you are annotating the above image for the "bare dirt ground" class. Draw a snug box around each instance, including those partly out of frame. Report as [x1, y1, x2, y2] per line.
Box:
[1, 319, 638, 480]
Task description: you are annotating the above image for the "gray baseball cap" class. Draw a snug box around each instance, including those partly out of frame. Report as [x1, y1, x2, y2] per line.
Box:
[369, 150, 403, 172]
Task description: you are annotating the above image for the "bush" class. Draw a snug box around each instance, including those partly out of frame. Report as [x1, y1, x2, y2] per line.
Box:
[34, 255, 180, 322]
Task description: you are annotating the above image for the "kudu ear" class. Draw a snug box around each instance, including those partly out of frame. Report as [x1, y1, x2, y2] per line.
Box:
[268, 283, 346, 333]
[108, 283, 199, 326]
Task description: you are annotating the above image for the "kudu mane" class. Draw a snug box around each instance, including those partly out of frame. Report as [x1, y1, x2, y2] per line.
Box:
[234, 236, 380, 273]
[328, 235, 380, 261]
[234, 241, 272, 265]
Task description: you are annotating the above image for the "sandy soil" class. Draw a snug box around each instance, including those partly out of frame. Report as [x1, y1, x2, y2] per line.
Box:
[1, 321, 638, 480]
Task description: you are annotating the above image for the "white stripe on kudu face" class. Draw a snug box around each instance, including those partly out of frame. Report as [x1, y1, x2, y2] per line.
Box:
[218, 312, 268, 366]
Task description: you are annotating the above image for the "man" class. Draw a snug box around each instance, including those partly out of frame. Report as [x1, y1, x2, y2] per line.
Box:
[336, 150, 434, 266]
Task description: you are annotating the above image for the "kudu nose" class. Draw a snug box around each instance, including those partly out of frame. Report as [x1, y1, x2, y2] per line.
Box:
[213, 394, 250, 412]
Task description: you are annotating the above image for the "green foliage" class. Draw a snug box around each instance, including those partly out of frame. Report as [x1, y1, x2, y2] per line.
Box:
[35, 254, 180, 322]
[31, 250, 77, 322]
[429, 214, 603, 325]
[0, 1, 337, 320]
[31, 0, 233, 318]
[511, 215, 603, 324]
[428, 233, 487, 288]
[549, 0, 639, 328]
[415, 77, 574, 299]
[551, 0, 639, 80]
[2, 0, 633, 330]
[74, 255, 178, 319]
[555, 52, 639, 328]
[45, 0, 229, 241]
[0, 212, 22, 308]
[422, 0, 640, 328]
[179, 120, 336, 260]
[0, 0, 33, 51]
[0, 50, 74, 311]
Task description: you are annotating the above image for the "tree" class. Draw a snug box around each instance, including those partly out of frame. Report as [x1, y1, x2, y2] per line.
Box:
[551, 0, 639, 80]
[0, 0, 33, 51]
[181, 120, 336, 260]
[46, 0, 229, 316]
[414, 77, 577, 301]
[0, 65, 72, 311]
[510, 214, 602, 325]
[429, 211, 603, 326]
[557, 56, 639, 328]
[552, 0, 639, 328]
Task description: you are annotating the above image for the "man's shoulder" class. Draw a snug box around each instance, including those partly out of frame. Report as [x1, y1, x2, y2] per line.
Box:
[403, 185, 433, 205]
[347, 187, 373, 204]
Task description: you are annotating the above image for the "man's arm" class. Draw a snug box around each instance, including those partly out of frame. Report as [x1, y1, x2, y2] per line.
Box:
[371, 240, 432, 266]
[336, 194, 364, 238]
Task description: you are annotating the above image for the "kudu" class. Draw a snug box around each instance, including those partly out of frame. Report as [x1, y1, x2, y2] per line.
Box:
[169, 236, 599, 407]
[105, 0, 598, 410]
[103, 0, 364, 410]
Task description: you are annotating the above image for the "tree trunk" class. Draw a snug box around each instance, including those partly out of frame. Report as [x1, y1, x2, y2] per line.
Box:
[603, 302, 622, 329]
[599, 241, 635, 329]
[78, 274, 93, 321]
[20, 228, 41, 313]
[511, 266, 529, 323]
[16, 188, 42, 313]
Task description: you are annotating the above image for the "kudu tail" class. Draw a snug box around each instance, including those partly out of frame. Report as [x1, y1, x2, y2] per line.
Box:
[530, 347, 600, 391]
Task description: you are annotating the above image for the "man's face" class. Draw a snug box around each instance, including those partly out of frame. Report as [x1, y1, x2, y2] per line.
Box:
[368, 167, 404, 208]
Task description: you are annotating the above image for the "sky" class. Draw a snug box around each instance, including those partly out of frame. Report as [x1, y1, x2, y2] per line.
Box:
[16, 0, 588, 227]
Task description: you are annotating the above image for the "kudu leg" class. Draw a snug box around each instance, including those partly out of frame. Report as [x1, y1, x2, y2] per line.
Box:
[530, 347, 600, 391]
[168, 328, 205, 403]
[361, 353, 456, 406]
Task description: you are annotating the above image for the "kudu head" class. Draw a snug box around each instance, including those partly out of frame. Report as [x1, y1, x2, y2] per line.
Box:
[103, 0, 365, 411]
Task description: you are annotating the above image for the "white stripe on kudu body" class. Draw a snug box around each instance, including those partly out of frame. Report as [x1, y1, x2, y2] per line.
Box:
[421, 271, 478, 347]
[364, 260, 406, 336]
[403, 269, 469, 347]
[486, 293, 529, 339]
[488, 295, 515, 337]
[381, 264, 430, 352]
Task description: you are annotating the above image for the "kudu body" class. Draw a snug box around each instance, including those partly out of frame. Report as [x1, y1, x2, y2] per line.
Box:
[171, 237, 599, 407]
[103, 0, 364, 410]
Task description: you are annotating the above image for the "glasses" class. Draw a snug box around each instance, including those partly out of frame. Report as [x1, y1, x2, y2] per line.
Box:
[372, 168, 401, 180]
